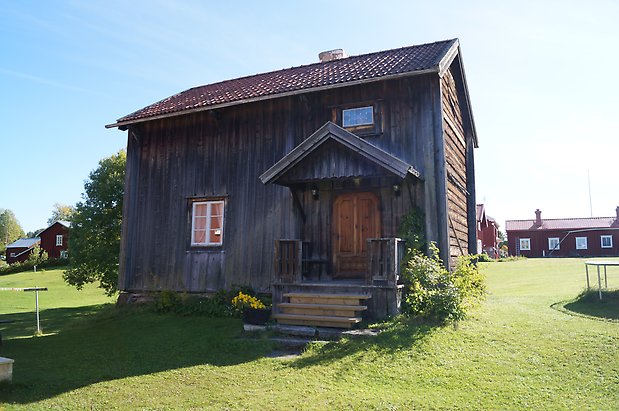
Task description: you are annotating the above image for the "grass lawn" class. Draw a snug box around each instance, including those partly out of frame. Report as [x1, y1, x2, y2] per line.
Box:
[0, 259, 618, 410]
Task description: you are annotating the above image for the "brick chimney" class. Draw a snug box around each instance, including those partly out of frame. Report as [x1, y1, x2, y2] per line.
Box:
[534, 209, 542, 226]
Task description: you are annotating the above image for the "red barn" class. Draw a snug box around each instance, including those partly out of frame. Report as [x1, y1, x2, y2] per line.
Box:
[476, 204, 500, 257]
[38, 221, 70, 260]
[506, 208, 619, 257]
[5, 238, 40, 264]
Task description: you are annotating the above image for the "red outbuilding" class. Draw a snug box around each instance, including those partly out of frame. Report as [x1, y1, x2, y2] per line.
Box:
[38, 221, 70, 260]
[476, 204, 500, 257]
[5, 238, 41, 264]
[506, 208, 619, 257]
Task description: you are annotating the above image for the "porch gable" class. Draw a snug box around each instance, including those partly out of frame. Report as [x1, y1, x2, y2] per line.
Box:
[259, 121, 421, 186]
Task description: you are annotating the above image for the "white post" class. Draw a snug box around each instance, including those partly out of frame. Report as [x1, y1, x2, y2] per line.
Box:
[597, 266, 603, 300]
[35, 288, 41, 334]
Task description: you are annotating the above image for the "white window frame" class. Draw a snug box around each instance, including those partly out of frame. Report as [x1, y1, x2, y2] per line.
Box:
[342, 106, 374, 128]
[56, 235, 63, 246]
[60, 250, 69, 259]
[575, 236, 588, 250]
[10, 252, 16, 258]
[548, 237, 560, 251]
[519, 238, 531, 251]
[191, 200, 225, 247]
[601, 235, 613, 249]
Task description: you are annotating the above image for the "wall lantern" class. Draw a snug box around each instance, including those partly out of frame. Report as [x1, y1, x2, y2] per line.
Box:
[393, 183, 401, 197]
[311, 186, 319, 200]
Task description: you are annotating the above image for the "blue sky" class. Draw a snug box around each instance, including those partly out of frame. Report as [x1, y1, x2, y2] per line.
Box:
[1, 0, 618, 233]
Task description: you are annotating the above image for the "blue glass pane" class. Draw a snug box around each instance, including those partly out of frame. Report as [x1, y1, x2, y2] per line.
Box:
[342, 106, 373, 127]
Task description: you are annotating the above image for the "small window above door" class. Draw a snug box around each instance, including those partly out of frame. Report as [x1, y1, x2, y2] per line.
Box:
[333, 102, 382, 136]
[342, 106, 373, 128]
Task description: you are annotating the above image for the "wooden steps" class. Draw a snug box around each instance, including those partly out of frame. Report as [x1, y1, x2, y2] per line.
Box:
[273, 292, 370, 329]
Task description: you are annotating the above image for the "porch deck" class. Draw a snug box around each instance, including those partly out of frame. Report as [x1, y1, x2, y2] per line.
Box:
[272, 238, 406, 324]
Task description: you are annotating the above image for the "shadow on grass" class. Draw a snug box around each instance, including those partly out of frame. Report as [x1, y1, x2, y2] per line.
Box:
[558, 289, 619, 322]
[0, 305, 270, 405]
[288, 317, 438, 369]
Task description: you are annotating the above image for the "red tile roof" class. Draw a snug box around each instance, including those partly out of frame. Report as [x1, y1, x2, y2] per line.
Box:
[505, 217, 618, 231]
[107, 39, 459, 128]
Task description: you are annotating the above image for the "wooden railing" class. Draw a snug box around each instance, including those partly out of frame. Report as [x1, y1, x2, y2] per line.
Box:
[366, 238, 405, 286]
[275, 238, 404, 285]
[274, 239, 302, 283]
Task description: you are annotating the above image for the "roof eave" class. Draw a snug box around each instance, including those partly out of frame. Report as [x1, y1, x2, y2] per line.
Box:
[105, 67, 440, 129]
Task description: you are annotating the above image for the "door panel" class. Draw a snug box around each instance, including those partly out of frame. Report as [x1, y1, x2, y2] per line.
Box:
[333, 192, 381, 279]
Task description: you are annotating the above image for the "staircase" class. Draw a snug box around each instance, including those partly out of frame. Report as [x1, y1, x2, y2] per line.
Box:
[273, 292, 370, 329]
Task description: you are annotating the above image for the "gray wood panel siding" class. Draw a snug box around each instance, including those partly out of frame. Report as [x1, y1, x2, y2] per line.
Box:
[442, 64, 470, 261]
[119, 73, 466, 292]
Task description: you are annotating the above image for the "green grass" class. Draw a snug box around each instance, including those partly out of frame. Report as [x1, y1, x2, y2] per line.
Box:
[0, 260, 618, 410]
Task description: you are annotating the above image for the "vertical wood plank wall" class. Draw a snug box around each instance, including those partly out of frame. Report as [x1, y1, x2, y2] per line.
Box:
[441, 65, 471, 261]
[119, 73, 467, 293]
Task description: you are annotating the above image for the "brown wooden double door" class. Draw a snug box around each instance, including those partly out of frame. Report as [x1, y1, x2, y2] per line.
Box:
[332, 192, 381, 279]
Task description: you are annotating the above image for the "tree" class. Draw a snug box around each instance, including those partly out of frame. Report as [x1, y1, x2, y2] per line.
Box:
[26, 243, 48, 266]
[64, 150, 126, 295]
[0, 209, 25, 255]
[47, 203, 75, 226]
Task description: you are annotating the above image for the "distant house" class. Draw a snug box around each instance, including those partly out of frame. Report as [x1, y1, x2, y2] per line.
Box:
[6, 238, 40, 264]
[476, 204, 499, 257]
[505, 208, 619, 257]
[106, 39, 479, 323]
[38, 221, 70, 260]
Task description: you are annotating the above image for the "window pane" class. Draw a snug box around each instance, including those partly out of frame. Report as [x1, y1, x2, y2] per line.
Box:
[209, 229, 222, 244]
[211, 215, 222, 230]
[342, 106, 373, 127]
[211, 202, 223, 216]
[519, 238, 530, 251]
[548, 238, 559, 250]
[193, 229, 206, 244]
[576, 237, 587, 249]
[194, 203, 208, 217]
[194, 216, 207, 230]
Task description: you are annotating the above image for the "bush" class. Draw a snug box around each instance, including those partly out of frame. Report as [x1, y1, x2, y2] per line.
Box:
[401, 243, 486, 324]
[476, 253, 493, 262]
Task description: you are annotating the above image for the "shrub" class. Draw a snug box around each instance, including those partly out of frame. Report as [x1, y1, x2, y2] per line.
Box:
[149, 286, 267, 318]
[476, 253, 493, 262]
[401, 243, 486, 324]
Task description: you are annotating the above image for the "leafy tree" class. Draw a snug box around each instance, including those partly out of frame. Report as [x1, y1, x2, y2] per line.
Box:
[64, 150, 126, 295]
[47, 203, 75, 226]
[0, 209, 25, 255]
[26, 243, 48, 266]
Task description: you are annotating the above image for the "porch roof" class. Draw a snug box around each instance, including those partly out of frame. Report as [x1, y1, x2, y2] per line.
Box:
[259, 122, 421, 186]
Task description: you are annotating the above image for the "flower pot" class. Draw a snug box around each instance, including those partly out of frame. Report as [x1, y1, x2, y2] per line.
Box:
[242, 307, 271, 325]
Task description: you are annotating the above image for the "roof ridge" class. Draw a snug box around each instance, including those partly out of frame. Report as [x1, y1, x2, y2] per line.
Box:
[179, 38, 458, 94]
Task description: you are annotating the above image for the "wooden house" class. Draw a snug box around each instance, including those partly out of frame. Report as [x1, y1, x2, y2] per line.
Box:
[106, 39, 478, 325]
[476, 204, 500, 257]
[38, 221, 70, 260]
[506, 208, 619, 258]
[6, 238, 40, 264]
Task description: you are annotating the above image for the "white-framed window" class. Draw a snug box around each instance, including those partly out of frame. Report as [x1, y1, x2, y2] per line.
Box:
[548, 237, 560, 251]
[60, 250, 69, 259]
[56, 235, 63, 246]
[519, 238, 531, 251]
[601, 235, 613, 249]
[191, 200, 224, 246]
[10, 253, 16, 258]
[575, 237, 588, 250]
[342, 106, 374, 128]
